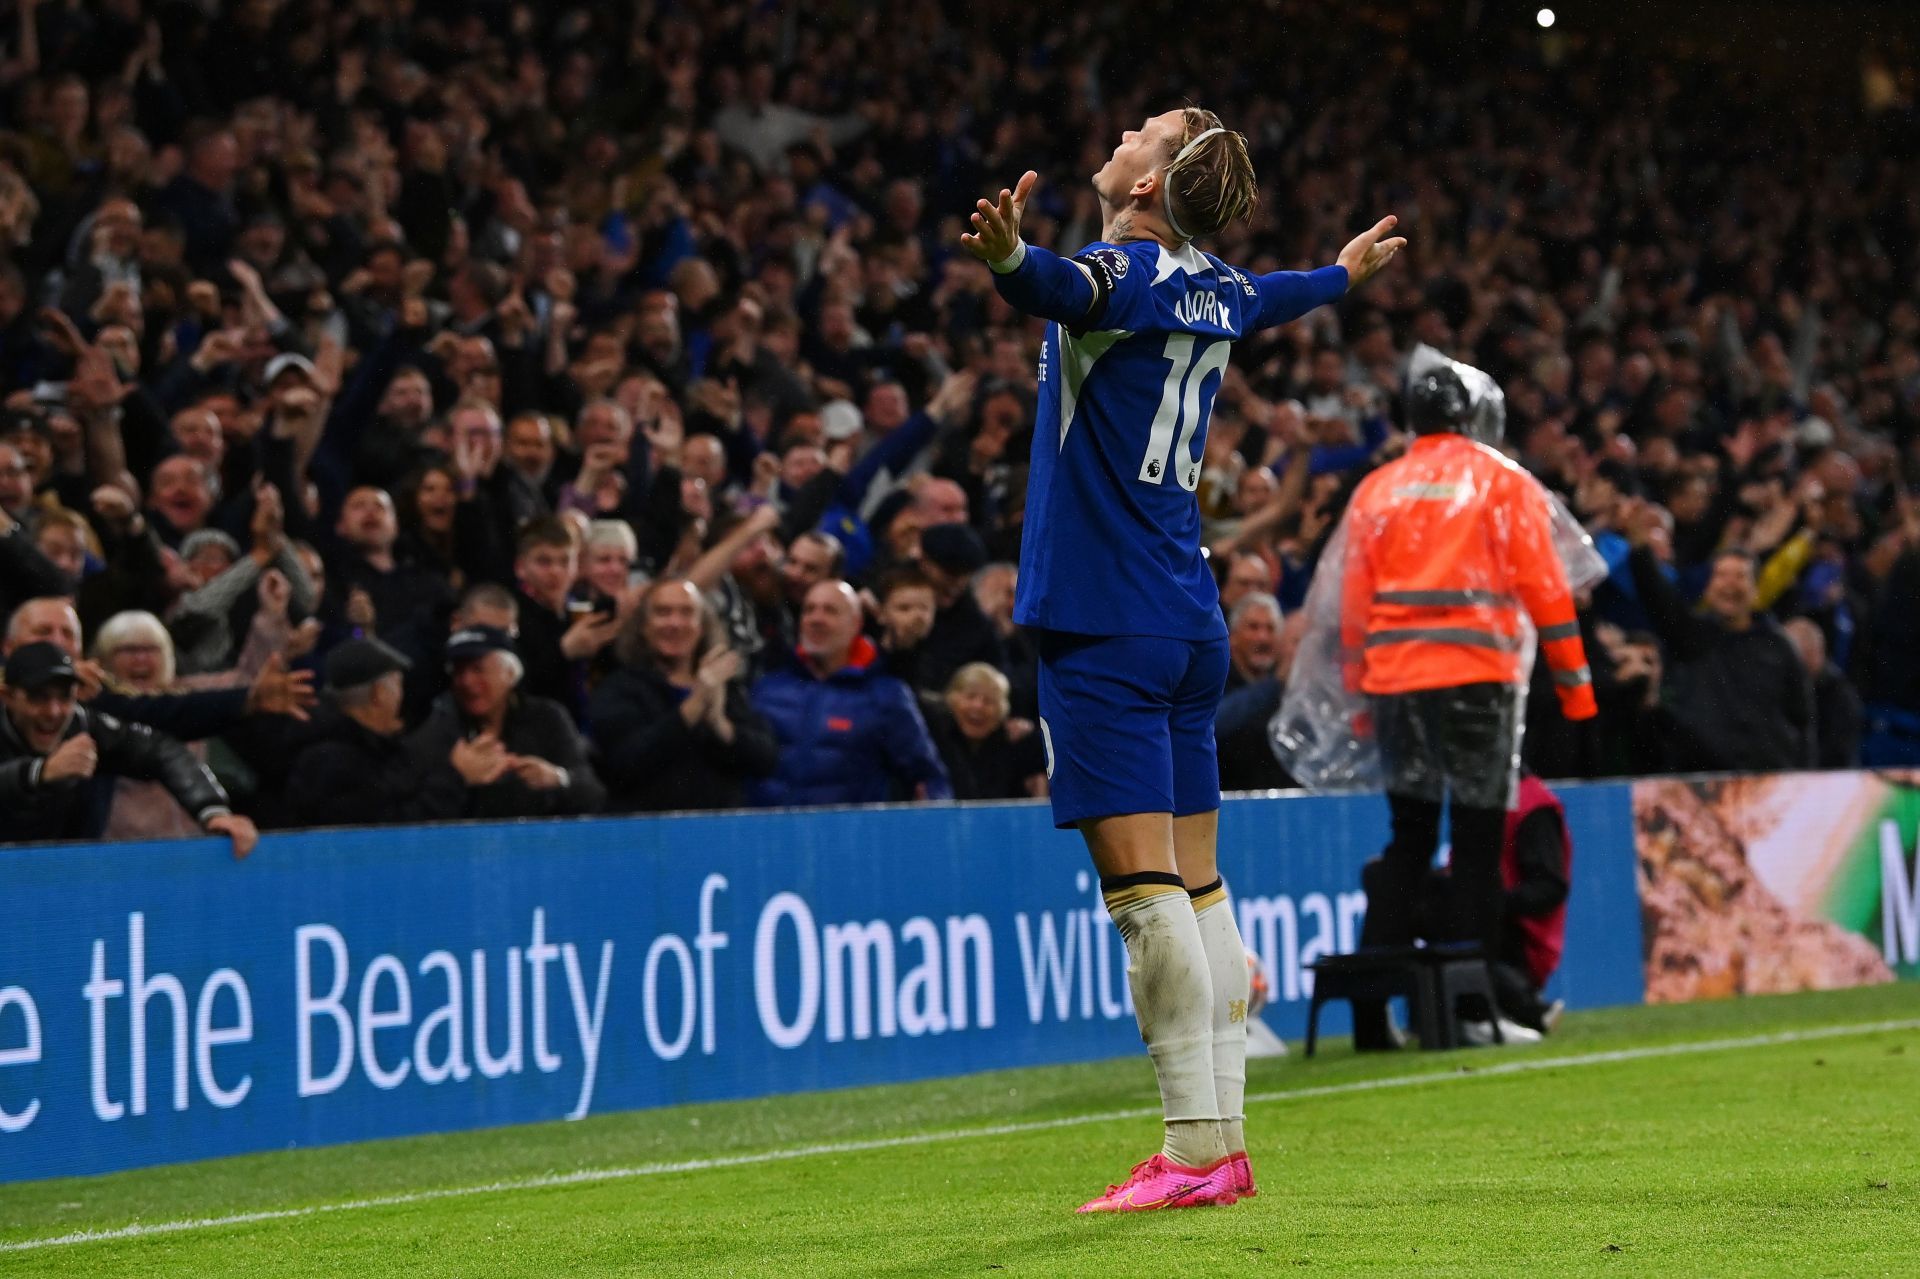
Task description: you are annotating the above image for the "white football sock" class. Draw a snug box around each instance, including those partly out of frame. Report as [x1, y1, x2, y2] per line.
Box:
[1193, 881, 1250, 1156]
[1105, 881, 1225, 1169]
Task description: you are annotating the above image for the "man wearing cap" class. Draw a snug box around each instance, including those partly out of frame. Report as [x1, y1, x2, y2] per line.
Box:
[283, 636, 512, 827]
[0, 641, 257, 854]
[406, 625, 604, 819]
[913, 522, 1007, 696]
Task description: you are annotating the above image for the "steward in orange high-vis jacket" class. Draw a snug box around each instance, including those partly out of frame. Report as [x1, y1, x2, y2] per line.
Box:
[1339, 364, 1596, 1049]
[1340, 438, 1598, 720]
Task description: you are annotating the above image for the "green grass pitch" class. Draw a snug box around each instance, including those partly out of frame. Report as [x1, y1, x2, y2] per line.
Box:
[2, 984, 1916, 1277]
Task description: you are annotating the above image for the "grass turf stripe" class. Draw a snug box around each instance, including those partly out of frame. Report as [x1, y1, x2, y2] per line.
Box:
[4, 1015, 1914, 1254]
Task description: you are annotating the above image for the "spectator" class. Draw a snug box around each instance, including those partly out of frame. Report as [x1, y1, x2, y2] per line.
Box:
[589, 577, 778, 812]
[401, 580, 524, 725]
[781, 530, 845, 616]
[91, 602, 295, 840]
[407, 625, 606, 819]
[511, 515, 617, 718]
[926, 662, 1047, 801]
[29, 504, 88, 584]
[872, 563, 939, 692]
[282, 638, 507, 828]
[1224, 593, 1282, 693]
[1625, 507, 1814, 773]
[0, 641, 255, 854]
[145, 455, 216, 546]
[1217, 610, 1305, 793]
[912, 522, 1005, 695]
[167, 482, 313, 675]
[748, 579, 951, 807]
[1784, 617, 1862, 770]
[500, 413, 558, 523]
[328, 484, 454, 664]
[1217, 550, 1277, 622]
[579, 519, 642, 612]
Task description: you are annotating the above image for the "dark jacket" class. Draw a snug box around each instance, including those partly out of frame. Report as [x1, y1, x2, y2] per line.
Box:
[588, 663, 779, 812]
[332, 550, 456, 671]
[1628, 548, 1815, 773]
[1, 704, 229, 843]
[917, 593, 1007, 698]
[1215, 677, 1298, 792]
[513, 590, 587, 721]
[282, 712, 471, 828]
[747, 638, 952, 808]
[406, 692, 607, 819]
[926, 707, 1046, 801]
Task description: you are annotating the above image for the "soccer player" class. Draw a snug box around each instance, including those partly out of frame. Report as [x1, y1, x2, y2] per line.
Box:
[960, 107, 1403, 1212]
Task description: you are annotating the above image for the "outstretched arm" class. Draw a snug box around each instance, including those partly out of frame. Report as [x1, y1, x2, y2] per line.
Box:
[960, 171, 1101, 326]
[1248, 215, 1404, 331]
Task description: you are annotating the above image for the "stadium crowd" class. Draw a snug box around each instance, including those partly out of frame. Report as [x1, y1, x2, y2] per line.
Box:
[2, 0, 1918, 842]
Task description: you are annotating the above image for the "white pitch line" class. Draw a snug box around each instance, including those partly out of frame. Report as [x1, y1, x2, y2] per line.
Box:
[3, 1016, 1914, 1254]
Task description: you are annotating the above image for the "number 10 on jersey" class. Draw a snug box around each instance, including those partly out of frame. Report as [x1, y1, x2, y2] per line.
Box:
[1139, 335, 1230, 491]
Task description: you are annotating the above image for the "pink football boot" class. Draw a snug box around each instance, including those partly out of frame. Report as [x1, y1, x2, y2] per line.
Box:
[1076, 1153, 1239, 1213]
[1228, 1152, 1258, 1199]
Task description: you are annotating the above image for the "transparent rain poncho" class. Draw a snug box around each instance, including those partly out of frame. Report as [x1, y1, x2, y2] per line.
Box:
[1270, 351, 1606, 800]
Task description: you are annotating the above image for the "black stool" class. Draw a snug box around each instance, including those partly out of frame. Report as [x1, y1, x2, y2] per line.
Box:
[1304, 947, 1441, 1056]
[1305, 945, 1506, 1054]
[1421, 944, 1505, 1049]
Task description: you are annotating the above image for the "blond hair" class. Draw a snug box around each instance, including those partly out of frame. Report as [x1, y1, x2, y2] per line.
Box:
[1163, 107, 1259, 243]
[94, 610, 176, 687]
[945, 661, 1011, 718]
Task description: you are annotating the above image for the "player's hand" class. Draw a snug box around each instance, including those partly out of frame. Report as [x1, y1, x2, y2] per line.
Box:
[1337, 215, 1407, 289]
[960, 171, 1037, 265]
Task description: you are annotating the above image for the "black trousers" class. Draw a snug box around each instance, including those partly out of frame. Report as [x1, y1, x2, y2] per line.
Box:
[1356, 684, 1522, 1028]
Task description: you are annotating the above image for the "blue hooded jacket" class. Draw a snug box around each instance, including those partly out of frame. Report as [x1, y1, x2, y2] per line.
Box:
[747, 637, 953, 808]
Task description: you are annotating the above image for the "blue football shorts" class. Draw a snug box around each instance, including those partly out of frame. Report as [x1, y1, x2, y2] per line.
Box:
[1034, 630, 1231, 829]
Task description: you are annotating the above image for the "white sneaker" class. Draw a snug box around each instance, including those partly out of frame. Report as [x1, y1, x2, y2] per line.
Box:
[1495, 1018, 1543, 1044]
[1459, 1018, 1543, 1046]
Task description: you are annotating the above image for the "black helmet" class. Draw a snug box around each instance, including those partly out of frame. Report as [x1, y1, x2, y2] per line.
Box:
[1405, 366, 1471, 434]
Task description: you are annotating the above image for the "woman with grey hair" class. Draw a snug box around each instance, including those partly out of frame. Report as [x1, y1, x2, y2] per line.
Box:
[92, 583, 305, 840]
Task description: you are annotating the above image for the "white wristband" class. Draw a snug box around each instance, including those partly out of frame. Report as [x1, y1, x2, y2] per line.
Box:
[989, 239, 1028, 274]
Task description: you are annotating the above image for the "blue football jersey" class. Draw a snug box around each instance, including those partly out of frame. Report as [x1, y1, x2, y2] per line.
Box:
[1007, 239, 1346, 639]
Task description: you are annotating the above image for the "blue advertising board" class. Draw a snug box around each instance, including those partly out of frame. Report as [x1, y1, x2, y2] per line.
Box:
[0, 785, 1643, 1182]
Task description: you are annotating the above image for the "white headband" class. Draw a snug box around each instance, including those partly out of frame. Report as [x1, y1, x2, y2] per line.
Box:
[1163, 126, 1226, 243]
